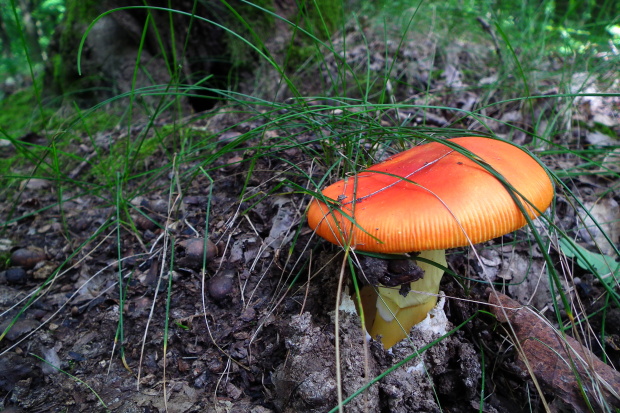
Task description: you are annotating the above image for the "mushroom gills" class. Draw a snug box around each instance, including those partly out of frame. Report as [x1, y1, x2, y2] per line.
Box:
[369, 249, 447, 348]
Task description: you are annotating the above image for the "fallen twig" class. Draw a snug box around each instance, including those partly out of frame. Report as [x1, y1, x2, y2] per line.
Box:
[489, 292, 620, 412]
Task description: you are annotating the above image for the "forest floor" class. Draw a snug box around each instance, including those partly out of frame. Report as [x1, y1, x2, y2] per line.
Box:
[1, 22, 620, 413]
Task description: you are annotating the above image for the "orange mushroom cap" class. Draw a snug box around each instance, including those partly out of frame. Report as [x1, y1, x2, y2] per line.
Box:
[307, 137, 554, 253]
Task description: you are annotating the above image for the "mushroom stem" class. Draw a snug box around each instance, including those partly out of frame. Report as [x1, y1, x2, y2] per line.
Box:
[369, 249, 447, 348]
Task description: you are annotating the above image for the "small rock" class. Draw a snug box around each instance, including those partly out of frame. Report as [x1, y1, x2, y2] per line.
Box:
[240, 306, 256, 322]
[0, 352, 35, 392]
[218, 131, 242, 142]
[5, 267, 27, 284]
[250, 407, 274, 413]
[149, 199, 169, 214]
[40, 346, 61, 375]
[178, 238, 218, 269]
[23, 178, 50, 190]
[226, 382, 243, 400]
[0, 238, 12, 253]
[32, 262, 56, 280]
[0, 318, 41, 341]
[67, 351, 85, 362]
[10, 247, 46, 269]
[208, 272, 234, 301]
[133, 213, 157, 231]
[177, 358, 190, 373]
[183, 196, 205, 205]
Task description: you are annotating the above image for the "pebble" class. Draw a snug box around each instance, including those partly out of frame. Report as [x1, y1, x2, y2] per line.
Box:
[0, 318, 41, 341]
[178, 238, 218, 269]
[0, 352, 34, 393]
[208, 272, 234, 301]
[32, 262, 56, 280]
[10, 247, 46, 269]
[240, 306, 256, 322]
[133, 213, 157, 231]
[5, 267, 27, 284]
[149, 199, 169, 214]
[24, 178, 50, 190]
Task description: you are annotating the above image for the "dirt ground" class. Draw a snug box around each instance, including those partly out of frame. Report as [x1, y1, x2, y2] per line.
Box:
[1, 27, 620, 413]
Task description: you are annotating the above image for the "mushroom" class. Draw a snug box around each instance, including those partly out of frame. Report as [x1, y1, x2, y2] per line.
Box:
[307, 137, 554, 348]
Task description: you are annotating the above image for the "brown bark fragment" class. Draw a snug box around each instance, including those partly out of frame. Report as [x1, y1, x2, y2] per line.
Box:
[489, 292, 620, 412]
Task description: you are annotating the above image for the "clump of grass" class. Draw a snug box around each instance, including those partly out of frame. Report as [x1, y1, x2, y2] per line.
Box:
[0, 85, 53, 136]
